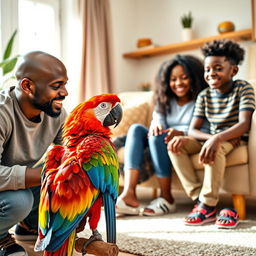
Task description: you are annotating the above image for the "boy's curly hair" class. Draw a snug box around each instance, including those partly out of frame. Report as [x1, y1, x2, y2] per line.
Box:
[201, 39, 245, 65]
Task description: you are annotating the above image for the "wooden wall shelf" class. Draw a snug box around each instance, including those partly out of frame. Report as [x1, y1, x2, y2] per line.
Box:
[123, 29, 252, 59]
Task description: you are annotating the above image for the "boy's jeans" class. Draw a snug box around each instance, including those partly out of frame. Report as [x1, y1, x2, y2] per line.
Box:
[0, 186, 40, 240]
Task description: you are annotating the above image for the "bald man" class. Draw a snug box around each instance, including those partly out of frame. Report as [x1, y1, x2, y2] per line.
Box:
[0, 51, 68, 256]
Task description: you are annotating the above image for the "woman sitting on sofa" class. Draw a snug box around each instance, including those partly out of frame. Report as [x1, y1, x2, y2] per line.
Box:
[116, 54, 208, 216]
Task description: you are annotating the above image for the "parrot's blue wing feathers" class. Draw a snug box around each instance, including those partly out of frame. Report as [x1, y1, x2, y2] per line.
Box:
[84, 138, 119, 243]
[85, 140, 119, 199]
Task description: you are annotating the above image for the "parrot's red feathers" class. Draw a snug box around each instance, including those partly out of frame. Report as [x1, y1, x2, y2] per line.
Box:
[85, 196, 103, 230]
[45, 145, 65, 169]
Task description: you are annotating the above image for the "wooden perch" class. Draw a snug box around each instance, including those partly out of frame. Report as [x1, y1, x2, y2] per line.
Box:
[75, 237, 119, 256]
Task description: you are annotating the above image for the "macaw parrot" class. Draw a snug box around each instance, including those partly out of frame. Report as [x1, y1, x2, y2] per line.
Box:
[34, 94, 122, 256]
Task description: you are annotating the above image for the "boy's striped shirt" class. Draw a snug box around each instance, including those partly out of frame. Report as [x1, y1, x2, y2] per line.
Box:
[193, 80, 255, 139]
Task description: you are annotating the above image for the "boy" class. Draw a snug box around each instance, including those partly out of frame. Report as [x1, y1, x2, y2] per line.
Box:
[167, 39, 255, 228]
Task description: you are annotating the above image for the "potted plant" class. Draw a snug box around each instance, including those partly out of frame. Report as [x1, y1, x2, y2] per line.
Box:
[180, 11, 193, 41]
[0, 30, 19, 90]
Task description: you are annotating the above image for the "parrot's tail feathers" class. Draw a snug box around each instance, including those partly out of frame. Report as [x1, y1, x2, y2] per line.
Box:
[102, 193, 116, 243]
[34, 229, 52, 252]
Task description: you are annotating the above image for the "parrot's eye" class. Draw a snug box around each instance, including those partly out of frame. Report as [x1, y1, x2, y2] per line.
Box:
[99, 102, 108, 109]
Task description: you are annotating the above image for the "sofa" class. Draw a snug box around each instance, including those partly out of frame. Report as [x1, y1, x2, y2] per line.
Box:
[112, 83, 256, 220]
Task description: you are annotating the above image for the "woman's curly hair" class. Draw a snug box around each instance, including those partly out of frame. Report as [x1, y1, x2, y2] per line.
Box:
[201, 39, 245, 65]
[154, 55, 208, 115]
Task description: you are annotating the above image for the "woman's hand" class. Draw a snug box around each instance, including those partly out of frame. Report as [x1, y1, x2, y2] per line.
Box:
[167, 136, 188, 154]
[164, 129, 184, 144]
[148, 124, 164, 136]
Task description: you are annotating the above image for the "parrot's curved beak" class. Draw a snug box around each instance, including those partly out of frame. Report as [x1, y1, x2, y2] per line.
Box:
[103, 103, 123, 127]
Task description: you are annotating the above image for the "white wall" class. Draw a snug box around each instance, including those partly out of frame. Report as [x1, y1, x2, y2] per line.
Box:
[110, 0, 253, 92]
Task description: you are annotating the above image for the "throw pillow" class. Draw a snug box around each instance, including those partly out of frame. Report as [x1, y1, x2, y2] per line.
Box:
[111, 102, 149, 138]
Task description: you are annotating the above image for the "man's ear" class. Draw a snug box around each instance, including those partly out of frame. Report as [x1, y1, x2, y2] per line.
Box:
[232, 65, 239, 77]
[20, 78, 35, 95]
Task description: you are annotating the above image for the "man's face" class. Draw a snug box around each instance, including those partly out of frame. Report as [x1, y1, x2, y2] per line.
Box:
[204, 56, 237, 93]
[31, 74, 68, 117]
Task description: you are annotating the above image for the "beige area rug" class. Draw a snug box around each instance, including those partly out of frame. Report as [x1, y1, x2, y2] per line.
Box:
[79, 197, 256, 256]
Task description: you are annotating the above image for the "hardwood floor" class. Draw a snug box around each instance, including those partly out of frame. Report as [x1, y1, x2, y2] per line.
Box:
[18, 240, 135, 256]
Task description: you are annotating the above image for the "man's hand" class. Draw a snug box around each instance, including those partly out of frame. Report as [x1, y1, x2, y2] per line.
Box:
[164, 129, 184, 144]
[167, 136, 188, 154]
[76, 217, 87, 233]
[25, 167, 42, 188]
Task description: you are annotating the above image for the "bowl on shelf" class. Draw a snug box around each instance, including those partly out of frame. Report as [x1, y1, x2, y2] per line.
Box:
[136, 38, 152, 48]
[217, 21, 235, 34]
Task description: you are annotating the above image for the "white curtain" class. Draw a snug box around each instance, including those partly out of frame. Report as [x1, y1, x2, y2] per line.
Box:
[78, 0, 115, 102]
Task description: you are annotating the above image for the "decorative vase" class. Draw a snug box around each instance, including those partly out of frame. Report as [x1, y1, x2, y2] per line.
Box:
[182, 28, 193, 41]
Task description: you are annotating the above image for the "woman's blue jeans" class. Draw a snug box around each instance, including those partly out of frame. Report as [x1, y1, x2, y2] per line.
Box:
[0, 186, 40, 239]
[124, 124, 172, 178]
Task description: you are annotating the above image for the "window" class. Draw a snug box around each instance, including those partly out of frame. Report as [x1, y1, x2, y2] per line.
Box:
[18, 0, 61, 57]
[1, 0, 61, 58]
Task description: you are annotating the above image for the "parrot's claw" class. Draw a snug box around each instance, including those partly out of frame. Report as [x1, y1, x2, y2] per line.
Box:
[82, 229, 103, 256]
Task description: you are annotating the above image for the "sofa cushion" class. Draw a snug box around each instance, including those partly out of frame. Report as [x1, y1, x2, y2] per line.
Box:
[191, 145, 248, 170]
[111, 102, 149, 138]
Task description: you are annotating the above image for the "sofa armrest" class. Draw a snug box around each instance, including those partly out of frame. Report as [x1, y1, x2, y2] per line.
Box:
[248, 110, 256, 195]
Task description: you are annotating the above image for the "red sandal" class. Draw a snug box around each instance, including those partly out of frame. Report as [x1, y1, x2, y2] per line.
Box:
[215, 208, 239, 229]
[184, 203, 217, 226]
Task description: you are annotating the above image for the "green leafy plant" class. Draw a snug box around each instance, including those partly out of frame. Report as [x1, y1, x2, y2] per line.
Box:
[0, 29, 19, 77]
[181, 11, 193, 28]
